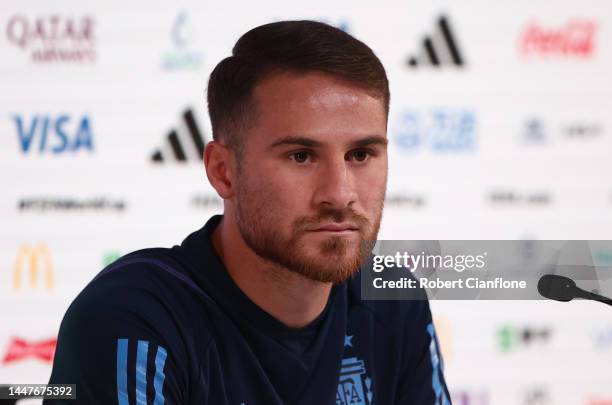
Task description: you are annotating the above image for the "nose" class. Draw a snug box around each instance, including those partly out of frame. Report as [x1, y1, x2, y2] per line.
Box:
[312, 155, 358, 209]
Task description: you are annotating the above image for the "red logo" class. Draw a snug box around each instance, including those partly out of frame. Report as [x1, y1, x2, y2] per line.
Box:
[6, 15, 96, 63]
[518, 19, 597, 58]
[2, 337, 57, 364]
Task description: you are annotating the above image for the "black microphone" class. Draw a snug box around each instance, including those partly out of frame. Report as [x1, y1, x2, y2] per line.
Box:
[538, 274, 612, 307]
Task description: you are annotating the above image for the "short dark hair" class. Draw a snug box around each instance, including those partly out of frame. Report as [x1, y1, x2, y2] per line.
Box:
[206, 20, 390, 151]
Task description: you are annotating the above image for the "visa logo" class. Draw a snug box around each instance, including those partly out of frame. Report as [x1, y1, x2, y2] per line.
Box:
[13, 114, 94, 154]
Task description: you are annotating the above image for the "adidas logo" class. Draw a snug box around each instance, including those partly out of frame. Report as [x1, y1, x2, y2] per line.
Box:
[406, 15, 465, 68]
[151, 108, 206, 163]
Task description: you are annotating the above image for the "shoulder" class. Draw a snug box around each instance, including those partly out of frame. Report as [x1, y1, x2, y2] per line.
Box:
[77, 248, 202, 310]
[88, 247, 204, 296]
[49, 248, 213, 403]
[62, 247, 214, 354]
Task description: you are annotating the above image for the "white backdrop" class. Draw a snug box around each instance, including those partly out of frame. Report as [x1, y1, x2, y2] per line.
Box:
[1, 0, 612, 404]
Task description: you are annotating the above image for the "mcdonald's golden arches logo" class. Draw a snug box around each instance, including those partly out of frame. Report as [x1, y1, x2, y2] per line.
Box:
[13, 243, 54, 291]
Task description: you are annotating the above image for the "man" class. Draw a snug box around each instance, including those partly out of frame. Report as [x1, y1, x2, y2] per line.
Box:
[45, 20, 451, 404]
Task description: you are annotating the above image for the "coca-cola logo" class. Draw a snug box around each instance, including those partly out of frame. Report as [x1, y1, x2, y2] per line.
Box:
[518, 19, 597, 58]
[6, 15, 96, 63]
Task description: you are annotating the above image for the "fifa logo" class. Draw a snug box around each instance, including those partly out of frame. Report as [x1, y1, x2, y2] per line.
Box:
[13, 243, 54, 291]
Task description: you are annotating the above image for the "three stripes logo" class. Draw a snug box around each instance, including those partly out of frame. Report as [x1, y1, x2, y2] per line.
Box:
[116, 338, 168, 405]
[151, 108, 207, 163]
[406, 15, 465, 68]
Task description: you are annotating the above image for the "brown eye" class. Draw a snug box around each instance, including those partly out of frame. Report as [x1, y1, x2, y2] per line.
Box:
[291, 151, 310, 163]
[350, 150, 370, 162]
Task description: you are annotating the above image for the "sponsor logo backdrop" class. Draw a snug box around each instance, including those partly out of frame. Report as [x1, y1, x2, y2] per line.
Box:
[1, 0, 611, 403]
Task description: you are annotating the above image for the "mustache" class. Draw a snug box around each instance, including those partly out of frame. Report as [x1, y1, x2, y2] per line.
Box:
[294, 207, 370, 230]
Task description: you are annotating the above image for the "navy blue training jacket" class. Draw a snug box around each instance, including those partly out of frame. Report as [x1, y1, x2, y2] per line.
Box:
[44, 215, 451, 405]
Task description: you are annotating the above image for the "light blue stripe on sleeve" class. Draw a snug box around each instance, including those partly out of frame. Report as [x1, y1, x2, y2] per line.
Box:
[153, 345, 168, 405]
[116, 338, 129, 405]
[427, 323, 450, 405]
[136, 340, 149, 405]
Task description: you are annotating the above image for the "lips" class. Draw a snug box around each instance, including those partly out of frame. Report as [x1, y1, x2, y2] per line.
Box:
[310, 223, 359, 232]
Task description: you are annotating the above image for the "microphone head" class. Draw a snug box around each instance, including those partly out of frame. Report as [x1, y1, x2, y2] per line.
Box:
[537, 274, 577, 302]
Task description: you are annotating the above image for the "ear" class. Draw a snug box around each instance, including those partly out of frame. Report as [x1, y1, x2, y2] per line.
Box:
[204, 141, 236, 199]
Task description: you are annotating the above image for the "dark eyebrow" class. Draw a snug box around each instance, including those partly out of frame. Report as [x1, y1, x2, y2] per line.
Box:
[351, 135, 388, 148]
[268, 135, 388, 150]
[268, 136, 323, 149]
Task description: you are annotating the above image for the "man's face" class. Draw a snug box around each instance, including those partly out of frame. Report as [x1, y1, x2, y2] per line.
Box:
[233, 71, 388, 284]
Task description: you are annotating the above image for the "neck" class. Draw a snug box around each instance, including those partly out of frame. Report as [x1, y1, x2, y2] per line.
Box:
[211, 213, 332, 329]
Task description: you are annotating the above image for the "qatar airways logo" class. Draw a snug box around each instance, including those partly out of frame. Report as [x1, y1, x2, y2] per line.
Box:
[6, 15, 96, 63]
[518, 19, 597, 58]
